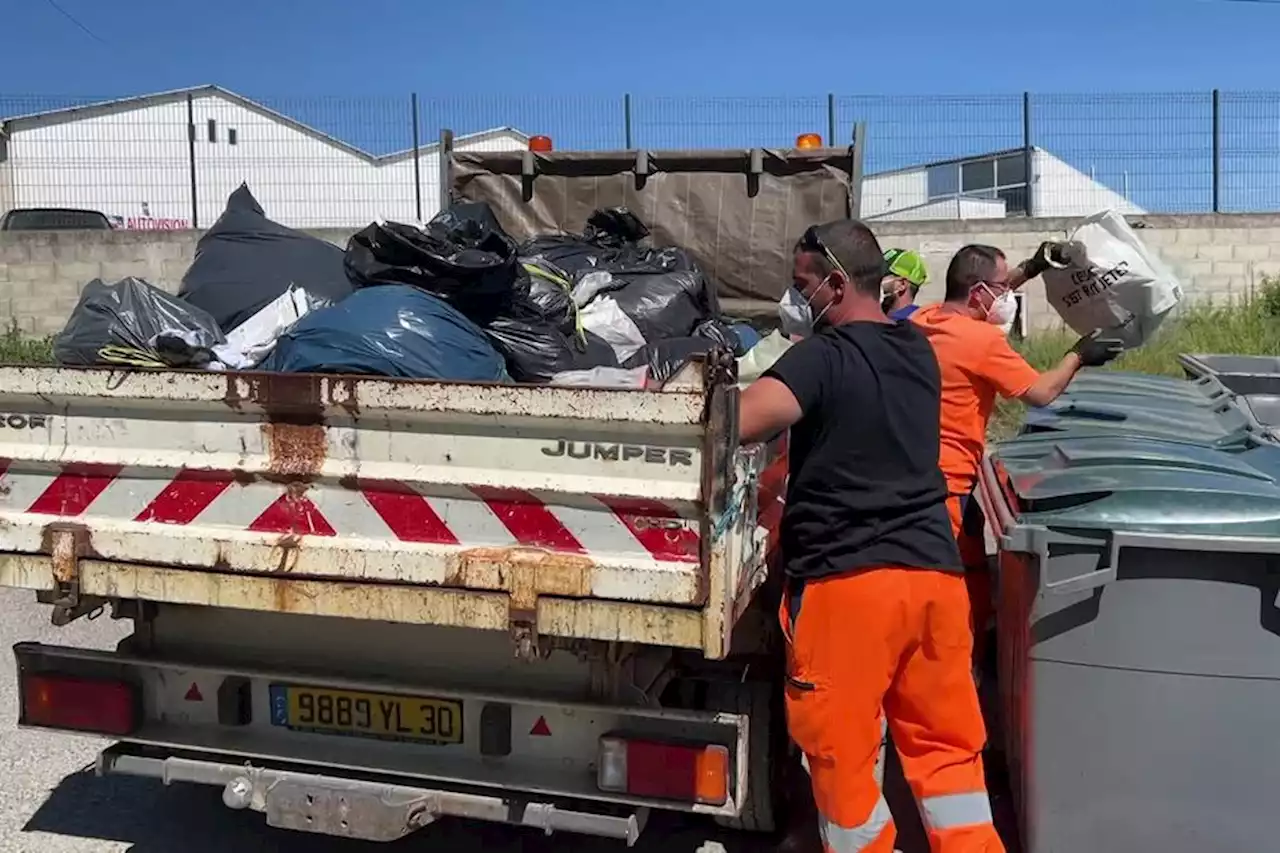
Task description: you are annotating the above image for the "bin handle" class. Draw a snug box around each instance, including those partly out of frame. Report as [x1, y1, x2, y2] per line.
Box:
[1039, 548, 1116, 595]
[977, 454, 1016, 537]
[982, 454, 1122, 596]
[1040, 530, 1280, 597]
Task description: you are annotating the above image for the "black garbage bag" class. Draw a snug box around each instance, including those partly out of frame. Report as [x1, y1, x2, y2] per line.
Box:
[518, 208, 653, 280]
[605, 269, 719, 342]
[264, 285, 509, 382]
[641, 245, 700, 273]
[524, 238, 696, 283]
[626, 337, 722, 387]
[345, 202, 518, 324]
[520, 236, 606, 280]
[520, 263, 576, 332]
[435, 200, 508, 236]
[484, 276, 614, 383]
[55, 277, 225, 368]
[693, 318, 748, 355]
[575, 331, 623, 370]
[179, 184, 354, 333]
[522, 207, 719, 345]
[583, 207, 649, 247]
[484, 315, 568, 383]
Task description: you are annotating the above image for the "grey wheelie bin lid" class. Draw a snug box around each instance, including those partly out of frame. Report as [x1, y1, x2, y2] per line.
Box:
[982, 431, 1280, 542]
[1179, 353, 1280, 396]
[1020, 390, 1256, 443]
[1065, 368, 1229, 402]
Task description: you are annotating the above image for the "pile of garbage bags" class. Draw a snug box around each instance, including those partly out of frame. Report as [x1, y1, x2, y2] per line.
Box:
[52, 184, 762, 389]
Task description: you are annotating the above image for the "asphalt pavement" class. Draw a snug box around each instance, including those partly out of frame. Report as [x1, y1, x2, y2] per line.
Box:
[0, 588, 776, 853]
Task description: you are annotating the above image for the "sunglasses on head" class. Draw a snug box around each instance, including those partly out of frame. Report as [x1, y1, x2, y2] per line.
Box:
[801, 225, 887, 285]
[800, 226, 848, 281]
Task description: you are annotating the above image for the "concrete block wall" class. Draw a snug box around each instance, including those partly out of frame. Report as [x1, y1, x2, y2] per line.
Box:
[871, 213, 1280, 333]
[3, 213, 1280, 336]
[0, 228, 354, 335]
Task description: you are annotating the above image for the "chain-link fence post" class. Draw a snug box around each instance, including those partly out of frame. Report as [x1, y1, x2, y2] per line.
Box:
[411, 93, 422, 221]
[1023, 91, 1034, 218]
[186, 93, 198, 229]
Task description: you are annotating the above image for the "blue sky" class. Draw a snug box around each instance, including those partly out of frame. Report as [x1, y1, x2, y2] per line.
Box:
[7, 0, 1280, 212]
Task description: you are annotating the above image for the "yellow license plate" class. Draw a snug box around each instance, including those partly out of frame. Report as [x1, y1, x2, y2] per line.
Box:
[269, 684, 463, 745]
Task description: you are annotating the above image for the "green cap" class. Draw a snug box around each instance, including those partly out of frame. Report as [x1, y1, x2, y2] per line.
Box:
[884, 248, 928, 288]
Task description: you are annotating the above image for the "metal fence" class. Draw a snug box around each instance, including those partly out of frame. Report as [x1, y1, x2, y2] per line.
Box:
[1, 91, 1278, 229]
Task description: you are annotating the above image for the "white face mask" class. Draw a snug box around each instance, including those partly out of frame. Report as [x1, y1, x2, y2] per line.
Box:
[778, 288, 812, 337]
[778, 281, 832, 338]
[987, 290, 1018, 328]
[880, 279, 901, 313]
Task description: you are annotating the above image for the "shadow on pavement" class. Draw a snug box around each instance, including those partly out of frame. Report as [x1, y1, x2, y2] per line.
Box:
[23, 768, 777, 853]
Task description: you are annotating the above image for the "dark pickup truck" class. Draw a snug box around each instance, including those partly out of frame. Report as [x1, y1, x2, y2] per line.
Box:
[0, 207, 113, 231]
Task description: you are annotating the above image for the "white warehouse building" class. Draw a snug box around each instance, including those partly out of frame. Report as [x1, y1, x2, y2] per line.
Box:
[0, 85, 528, 230]
[861, 146, 1146, 221]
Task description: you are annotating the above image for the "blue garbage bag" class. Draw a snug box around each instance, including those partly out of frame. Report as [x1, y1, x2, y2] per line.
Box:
[729, 323, 761, 353]
[264, 285, 509, 382]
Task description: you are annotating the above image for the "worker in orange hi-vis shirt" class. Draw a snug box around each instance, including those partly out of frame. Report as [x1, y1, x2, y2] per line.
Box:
[911, 244, 1124, 656]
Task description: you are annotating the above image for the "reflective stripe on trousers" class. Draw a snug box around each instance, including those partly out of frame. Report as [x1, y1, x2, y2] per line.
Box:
[919, 791, 995, 832]
[819, 795, 894, 853]
[806, 751, 993, 850]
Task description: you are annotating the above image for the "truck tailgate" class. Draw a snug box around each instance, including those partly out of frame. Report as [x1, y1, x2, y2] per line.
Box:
[0, 359, 770, 657]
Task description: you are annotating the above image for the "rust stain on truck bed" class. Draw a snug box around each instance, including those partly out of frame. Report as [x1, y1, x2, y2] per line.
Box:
[222, 372, 331, 480]
[223, 372, 360, 418]
[40, 523, 97, 583]
[446, 547, 594, 611]
[270, 532, 304, 574]
[262, 421, 327, 479]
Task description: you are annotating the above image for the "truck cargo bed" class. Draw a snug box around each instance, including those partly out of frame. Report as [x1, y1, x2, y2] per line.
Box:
[0, 359, 773, 658]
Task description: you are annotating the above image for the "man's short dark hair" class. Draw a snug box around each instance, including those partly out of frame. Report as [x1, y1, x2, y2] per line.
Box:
[796, 219, 887, 298]
[945, 244, 1006, 301]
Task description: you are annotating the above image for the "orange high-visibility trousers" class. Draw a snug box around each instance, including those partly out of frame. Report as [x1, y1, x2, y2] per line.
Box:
[782, 567, 1004, 853]
[946, 494, 992, 650]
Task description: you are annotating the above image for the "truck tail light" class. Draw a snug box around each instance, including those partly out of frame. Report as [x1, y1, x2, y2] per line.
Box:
[597, 736, 730, 806]
[21, 673, 139, 736]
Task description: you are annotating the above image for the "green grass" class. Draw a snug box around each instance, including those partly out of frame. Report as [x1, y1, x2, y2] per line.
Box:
[990, 280, 1280, 439]
[0, 326, 54, 366]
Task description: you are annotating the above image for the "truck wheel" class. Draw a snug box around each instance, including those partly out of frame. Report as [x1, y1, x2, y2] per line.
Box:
[704, 678, 781, 834]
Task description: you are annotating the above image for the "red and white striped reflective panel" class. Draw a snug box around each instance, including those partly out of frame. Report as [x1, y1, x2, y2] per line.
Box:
[0, 461, 700, 564]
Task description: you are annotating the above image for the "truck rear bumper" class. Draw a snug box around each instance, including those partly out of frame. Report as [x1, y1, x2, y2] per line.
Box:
[16, 641, 748, 843]
[98, 744, 646, 844]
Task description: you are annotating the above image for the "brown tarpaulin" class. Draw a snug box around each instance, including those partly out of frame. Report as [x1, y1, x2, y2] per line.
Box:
[450, 149, 853, 304]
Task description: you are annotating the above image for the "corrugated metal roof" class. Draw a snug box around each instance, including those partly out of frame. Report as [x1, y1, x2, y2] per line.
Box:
[0, 85, 526, 165]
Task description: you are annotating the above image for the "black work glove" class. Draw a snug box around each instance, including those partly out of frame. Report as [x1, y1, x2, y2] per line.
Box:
[1022, 241, 1070, 279]
[1071, 330, 1125, 367]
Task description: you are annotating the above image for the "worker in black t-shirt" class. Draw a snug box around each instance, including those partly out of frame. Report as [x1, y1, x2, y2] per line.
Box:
[739, 220, 1004, 853]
